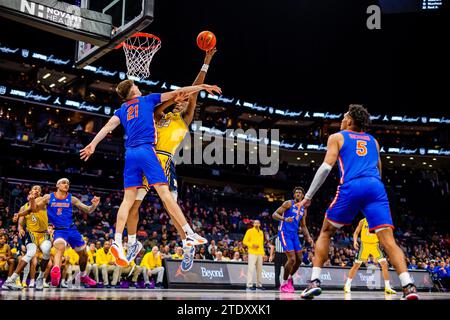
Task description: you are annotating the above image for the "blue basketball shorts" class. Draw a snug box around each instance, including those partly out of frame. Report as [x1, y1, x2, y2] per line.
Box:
[123, 144, 168, 189]
[325, 177, 394, 232]
[54, 226, 85, 249]
[278, 231, 302, 252]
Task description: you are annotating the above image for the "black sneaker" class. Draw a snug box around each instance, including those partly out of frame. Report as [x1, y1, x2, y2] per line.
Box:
[256, 286, 266, 291]
[300, 279, 322, 299]
[246, 286, 256, 292]
[401, 284, 419, 300]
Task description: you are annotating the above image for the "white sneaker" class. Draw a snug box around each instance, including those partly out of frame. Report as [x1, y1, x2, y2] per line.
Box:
[110, 241, 129, 267]
[185, 233, 208, 246]
[344, 284, 351, 293]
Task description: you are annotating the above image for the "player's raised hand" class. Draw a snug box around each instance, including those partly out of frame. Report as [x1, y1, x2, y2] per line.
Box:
[205, 47, 217, 63]
[174, 91, 190, 103]
[91, 196, 100, 207]
[80, 143, 96, 161]
[299, 198, 311, 209]
[201, 84, 222, 96]
[18, 227, 25, 238]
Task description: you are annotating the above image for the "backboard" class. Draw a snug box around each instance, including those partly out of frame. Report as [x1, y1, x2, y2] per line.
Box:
[75, 0, 155, 68]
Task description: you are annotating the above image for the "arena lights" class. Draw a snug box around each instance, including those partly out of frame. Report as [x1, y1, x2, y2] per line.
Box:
[42, 73, 51, 79]
[1, 43, 448, 125]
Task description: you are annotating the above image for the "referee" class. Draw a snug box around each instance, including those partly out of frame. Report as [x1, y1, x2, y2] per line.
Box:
[269, 234, 287, 289]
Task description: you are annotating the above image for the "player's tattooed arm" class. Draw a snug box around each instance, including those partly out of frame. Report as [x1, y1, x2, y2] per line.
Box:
[72, 196, 100, 214]
[272, 201, 293, 222]
[353, 220, 364, 250]
[182, 48, 218, 125]
[80, 116, 121, 161]
[300, 209, 314, 246]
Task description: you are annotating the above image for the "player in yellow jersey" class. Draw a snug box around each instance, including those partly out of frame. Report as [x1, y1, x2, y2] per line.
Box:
[125, 48, 217, 272]
[344, 218, 396, 294]
[2, 186, 51, 291]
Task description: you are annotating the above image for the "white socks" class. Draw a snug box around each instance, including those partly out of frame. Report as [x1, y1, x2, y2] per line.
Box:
[10, 273, 19, 282]
[182, 239, 187, 248]
[385, 280, 392, 289]
[345, 278, 353, 287]
[182, 224, 194, 236]
[81, 271, 87, 277]
[128, 234, 136, 245]
[115, 233, 123, 245]
[311, 267, 322, 281]
[399, 272, 413, 287]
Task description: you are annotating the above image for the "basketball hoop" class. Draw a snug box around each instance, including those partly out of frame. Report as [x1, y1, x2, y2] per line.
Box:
[116, 32, 161, 79]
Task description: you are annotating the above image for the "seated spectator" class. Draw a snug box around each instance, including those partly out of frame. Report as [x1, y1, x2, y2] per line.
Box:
[0, 234, 16, 281]
[86, 243, 99, 283]
[171, 247, 183, 260]
[215, 251, 223, 261]
[96, 240, 120, 288]
[119, 247, 142, 288]
[231, 252, 242, 262]
[160, 245, 172, 259]
[408, 258, 419, 270]
[64, 247, 80, 285]
[140, 246, 164, 288]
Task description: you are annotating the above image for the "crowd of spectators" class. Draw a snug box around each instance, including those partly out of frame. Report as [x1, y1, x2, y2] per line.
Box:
[1, 172, 449, 289]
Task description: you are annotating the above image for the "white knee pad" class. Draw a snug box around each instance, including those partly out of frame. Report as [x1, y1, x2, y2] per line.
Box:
[23, 243, 37, 263]
[136, 188, 148, 201]
[40, 240, 52, 260]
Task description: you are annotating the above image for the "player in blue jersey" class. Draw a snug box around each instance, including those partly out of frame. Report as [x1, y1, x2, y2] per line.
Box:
[27, 178, 100, 287]
[80, 81, 221, 267]
[272, 186, 314, 293]
[299, 104, 418, 300]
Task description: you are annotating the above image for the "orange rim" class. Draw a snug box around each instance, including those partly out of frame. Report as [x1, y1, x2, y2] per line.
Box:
[115, 32, 161, 50]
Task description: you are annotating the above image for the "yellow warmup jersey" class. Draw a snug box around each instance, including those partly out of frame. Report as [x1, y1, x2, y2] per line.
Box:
[156, 112, 189, 155]
[360, 218, 379, 244]
[23, 203, 48, 233]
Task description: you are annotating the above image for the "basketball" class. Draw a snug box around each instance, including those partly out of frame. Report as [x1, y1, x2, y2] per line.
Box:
[196, 31, 216, 51]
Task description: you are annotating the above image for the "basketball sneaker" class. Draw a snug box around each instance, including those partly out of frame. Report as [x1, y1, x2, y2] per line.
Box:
[300, 279, 322, 299]
[344, 283, 351, 293]
[181, 245, 195, 272]
[401, 284, 419, 300]
[385, 287, 397, 295]
[50, 265, 61, 287]
[21, 281, 27, 288]
[287, 278, 295, 293]
[280, 282, 291, 293]
[80, 274, 97, 287]
[111, 241, 129, 267]
[1, 278, 22, 291]
[126, 241, 143, 263]
[185, 233, 208, 246]
[35, 276, 44, 291]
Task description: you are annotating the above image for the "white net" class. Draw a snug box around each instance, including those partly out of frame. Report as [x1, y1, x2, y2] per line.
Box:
[121, 33, 161, 79]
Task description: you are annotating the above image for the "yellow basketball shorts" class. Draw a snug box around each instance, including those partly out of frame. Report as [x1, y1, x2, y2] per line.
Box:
[355, 242, 385, 263]
[142, 150, 177, 192]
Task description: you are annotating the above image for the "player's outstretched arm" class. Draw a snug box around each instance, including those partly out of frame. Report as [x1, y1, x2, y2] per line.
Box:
[353, 219, 364, 250]
[160, 84, 221, 103]
[72, 196, 100, 214]
[80, 116, 121, 161]
[375, 139, 382, 178]
[153, 92, 192, 122]
[272, 200, 293, 222]
[300, 133, 342, 208]
[183, 48, 217, 125]
[300, 209, 314, 246]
